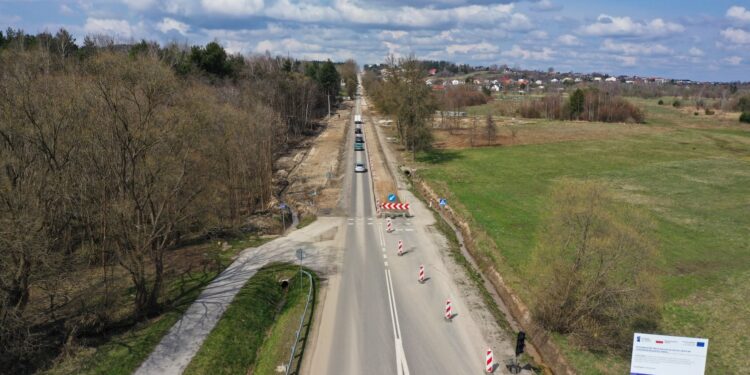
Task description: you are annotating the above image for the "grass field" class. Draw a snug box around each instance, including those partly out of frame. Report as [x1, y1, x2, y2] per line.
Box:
[183, 263, 314, 375]
[417, 100, 750, 374]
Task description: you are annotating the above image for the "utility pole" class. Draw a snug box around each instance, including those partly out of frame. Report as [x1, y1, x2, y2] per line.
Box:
[327, 94, 331, 117]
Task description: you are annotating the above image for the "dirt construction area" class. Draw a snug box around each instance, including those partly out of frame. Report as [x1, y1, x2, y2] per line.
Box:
[283, 101, 353, 217]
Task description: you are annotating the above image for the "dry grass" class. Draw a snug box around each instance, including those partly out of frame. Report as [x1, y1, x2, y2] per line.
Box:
[430, 116, 668, 149]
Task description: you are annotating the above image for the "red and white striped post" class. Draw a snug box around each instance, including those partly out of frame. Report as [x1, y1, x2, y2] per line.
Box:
[444, 299, 452, 320]
[376, 200, 381, 216]
[397, 240, 403, 256]
[418, 265, 425, 283]
[386, 218, 393, 233]
[486, 348, 494, 373]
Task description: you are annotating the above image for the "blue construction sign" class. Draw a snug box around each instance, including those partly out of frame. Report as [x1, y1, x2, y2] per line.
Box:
[439, 198, 447, 207]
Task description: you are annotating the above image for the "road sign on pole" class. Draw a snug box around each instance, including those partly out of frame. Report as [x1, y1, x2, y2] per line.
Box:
[439, 198, 447, 208]
[388, 193, 397, 202]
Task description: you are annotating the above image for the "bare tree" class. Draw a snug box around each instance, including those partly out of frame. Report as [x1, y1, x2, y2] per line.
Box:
[485, 114, 496, 146]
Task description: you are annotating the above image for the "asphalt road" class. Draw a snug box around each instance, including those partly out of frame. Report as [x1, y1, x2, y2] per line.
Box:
[306, 85, 497, 374]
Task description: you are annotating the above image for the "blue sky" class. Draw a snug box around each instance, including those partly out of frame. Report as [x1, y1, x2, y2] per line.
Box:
[1, 0, 749, 81]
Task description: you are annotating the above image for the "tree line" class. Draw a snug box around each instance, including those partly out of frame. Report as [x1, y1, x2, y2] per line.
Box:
[518, 88, 646, 123]
[0, 28, 343, 373]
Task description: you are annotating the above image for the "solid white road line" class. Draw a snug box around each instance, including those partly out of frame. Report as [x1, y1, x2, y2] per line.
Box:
[385, 268, 411, 375]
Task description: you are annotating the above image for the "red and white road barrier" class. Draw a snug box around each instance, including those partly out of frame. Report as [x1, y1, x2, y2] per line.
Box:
[486, 348, 494, 373]
[418, 265, 425, 283]
[376, 200, 381, 216]
[386, 218, 393, 233]
[445, 299, 452, 320]
[381, 202, 410, 210]
[397, 240, 403, 256]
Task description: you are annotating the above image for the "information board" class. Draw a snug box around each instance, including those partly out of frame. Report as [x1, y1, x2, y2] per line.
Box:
[630, 333, 708, 375]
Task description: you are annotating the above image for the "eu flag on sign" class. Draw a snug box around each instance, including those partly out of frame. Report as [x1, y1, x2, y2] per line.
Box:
[697, 342, 705, 347]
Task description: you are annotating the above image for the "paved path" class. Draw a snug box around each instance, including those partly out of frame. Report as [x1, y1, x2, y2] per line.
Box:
[134, 217, 343, 375]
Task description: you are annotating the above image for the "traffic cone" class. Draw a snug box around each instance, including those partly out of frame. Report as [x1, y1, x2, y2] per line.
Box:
[445, 299, 452, 320]
[397, 240, 403, 256]
[486, 348, 494, 373]
[418, 265, 425, 283]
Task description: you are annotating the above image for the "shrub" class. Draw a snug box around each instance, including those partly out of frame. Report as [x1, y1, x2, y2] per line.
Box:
[672, 99, 682, 108]
[705, 108, 715, 115]
[694, 112, 699, 116]
[530, 180, 661, 354]
[741, 111, 750, 124]
[739, 96, 750, 112]
[658, 99, 664, 105]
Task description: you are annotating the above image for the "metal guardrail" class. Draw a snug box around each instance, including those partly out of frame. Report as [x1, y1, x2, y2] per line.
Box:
[285, 269, 314, 375]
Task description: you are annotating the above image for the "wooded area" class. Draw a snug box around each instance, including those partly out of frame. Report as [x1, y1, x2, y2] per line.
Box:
[0, 28, 351, 373]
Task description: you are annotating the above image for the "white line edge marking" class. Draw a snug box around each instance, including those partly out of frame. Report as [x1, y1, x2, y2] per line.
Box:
[384, 269, 410, 375]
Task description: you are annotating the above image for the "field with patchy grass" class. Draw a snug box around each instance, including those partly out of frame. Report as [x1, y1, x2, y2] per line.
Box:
[183, 263, 315, 375]
[417, 100, 750, 374]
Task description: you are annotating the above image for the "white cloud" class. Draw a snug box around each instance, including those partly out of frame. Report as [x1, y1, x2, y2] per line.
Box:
[558, 34, 581, 46]
[688, 47, 704, 56]
[379, 30, 408, 40]
[84, 18, 136, 39]
[501, 44, 554, 61]
[254, 38, 322, 54]
[601, 39, 672, 55]
[616, 55, 637, 67]
[59, 4, 74, 15]
[121, 0, 156, 11]
[532, 0, 562, 12]
[202, 0, 264, 16]
[721, 27, 750, 44]
[156, 17, 190, 35]
[529, 30, 548, 39]
[724, 56, 743, 65]
[727, 6, 750, 22]
[446, 42, 499, 55]
[581, 14, 684, 37]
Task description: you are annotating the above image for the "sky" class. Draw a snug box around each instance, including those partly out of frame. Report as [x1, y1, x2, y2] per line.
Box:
[1, 0, 749, 81]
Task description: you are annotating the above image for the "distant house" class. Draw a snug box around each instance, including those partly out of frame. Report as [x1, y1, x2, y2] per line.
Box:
[425, 79, 433, 86]
[535, 80, 543, 85]
[593, 77, 602, 82]
[428, 68, 438, 76]
[550, 78, 559, 83]
[473, 79, 482, 85]
[537, 85, 545, 90]
[626, 80, 634, 84]
[574, 78, 582, 83]
[451, 79, 461, 85]
[605, 76, 617, 82]
[491, 85, 501, 92]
